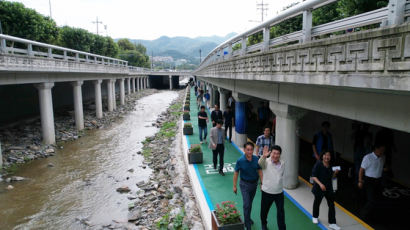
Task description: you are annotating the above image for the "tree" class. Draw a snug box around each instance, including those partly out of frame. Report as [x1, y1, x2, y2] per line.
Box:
[117, 38, 135, 51]
[0, 1, 58, 44]
[337, 0, 388, 18]
[116, 38, 150, 67]
[58, 26, 94, 53]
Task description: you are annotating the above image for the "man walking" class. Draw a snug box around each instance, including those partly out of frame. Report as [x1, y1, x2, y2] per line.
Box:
[223, 106, 234, 142]
[255, 127, 275, 158]
[259, 145, 286, 230]
[211, 104, 223, 127]
[197, 105, 208, 144]
[358, 143, 386, 219]
[312, 121, 334, 161]
[209, 120, 226, 175]
[233, 142, 263, 230]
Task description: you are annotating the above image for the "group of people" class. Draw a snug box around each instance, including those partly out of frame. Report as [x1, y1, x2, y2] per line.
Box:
[194, 84, 387, 229]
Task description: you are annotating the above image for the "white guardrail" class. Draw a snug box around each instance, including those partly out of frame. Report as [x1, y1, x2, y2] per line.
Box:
[0, 34, 128, 67]
[198, 0, 410, 70]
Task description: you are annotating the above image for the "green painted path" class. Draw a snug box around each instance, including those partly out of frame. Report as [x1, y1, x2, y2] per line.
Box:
[185, 88, 323, 229]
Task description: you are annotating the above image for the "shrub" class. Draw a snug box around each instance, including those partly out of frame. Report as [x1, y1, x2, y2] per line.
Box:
[215, 201, 241, 225]
[183, 111, 190, 115]
[184, 123, 193, 128]
[190, 144, 201, 153]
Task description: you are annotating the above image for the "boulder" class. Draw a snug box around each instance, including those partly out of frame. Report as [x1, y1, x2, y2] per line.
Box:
[116, 186, 131, 193]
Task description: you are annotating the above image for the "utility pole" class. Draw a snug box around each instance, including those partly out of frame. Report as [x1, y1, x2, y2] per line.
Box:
[92, 17, 103, 35]
[256, 0, 269, 22]
[49, 0, 52, 19]
[199, 49, 202, 63]
[151, 51, 154, 70]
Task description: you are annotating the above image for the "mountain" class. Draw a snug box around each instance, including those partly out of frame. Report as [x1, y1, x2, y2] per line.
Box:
[120, 33, 236, 66]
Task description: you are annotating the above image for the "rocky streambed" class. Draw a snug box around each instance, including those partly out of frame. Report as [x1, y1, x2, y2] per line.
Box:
[124, 89, 204, 229]
[0, 89, 158, 178]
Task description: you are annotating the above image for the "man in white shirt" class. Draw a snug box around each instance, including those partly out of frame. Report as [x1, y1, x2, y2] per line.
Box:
[258, 145, 286, 230]
[358, 143, 386, 219]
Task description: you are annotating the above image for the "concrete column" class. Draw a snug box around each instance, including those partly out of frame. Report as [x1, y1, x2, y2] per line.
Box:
[132, 78, 136, 93]
[145, 77, 148, 89]
[127, 78, 131, 95]
[210, 86, 216, 108]
[270, 101, 306, 189]
[120, 78, 125, 105]
[72, 81, 84, 130]
[218, 88, 229, 111]
[112, 79, 117, 110]
[262, 26, 270, 50]
[93, 80, 103, 118]
[35, 82, 55, 144]
[386, 0, 406, 26]
[169, 75, 173, 90]
[107, 80, 113, 112]
[135, 77, 139, 92]
[232, 92, 250, 148]
[146, 76, 150, 88]
[144, 77, 147, 89]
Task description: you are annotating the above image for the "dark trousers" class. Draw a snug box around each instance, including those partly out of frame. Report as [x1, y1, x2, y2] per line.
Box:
[240, 180, 258, 230]
[313, 191, 336, 224]
[225, 124, 232, 141]
[362, 176, 382, 218]
[212, 144, 224, 171]
[260, 191, 286, 230]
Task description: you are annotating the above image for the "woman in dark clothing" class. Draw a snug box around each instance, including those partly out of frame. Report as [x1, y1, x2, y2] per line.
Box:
[311, 151, 341, 230]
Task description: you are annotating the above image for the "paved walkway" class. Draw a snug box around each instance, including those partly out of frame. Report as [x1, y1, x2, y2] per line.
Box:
[184, 88, 324, 229]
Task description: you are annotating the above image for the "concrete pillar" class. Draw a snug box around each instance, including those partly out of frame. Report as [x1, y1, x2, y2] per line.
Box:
[107, 80, 113, 112]
[232, 92, 250, 148]
[146, 76, 150, 88]
[210, 86, 216, 108]
[35, 82, 55, 144]
[112, 79, 117, 110]
[120, 78, 125, 105]
[218, 88, 228, 111]
[144, 77, 147, 89]
[93, 80, 103, 118]
[72, 81, 84, 130]
[127, 78, 131, 95]
[269, 101, 306, 189]
[136, 77, 140, 92]
[169, 75, 173, 90]
[132, 78, 136, 93]
[145, 77, 148, 89]
[386, 0, 406, 26]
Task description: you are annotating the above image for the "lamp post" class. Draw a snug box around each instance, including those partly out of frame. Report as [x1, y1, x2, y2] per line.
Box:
[199, 49, 202, 63]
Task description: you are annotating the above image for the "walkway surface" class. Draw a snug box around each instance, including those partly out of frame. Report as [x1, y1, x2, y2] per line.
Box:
[184, 87, 325, 230]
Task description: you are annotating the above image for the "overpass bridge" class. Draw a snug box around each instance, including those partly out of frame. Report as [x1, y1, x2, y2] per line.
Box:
[194, 0, 410, 191]
[0, 33, 191, 145]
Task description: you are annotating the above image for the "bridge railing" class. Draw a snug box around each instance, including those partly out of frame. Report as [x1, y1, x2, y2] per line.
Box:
[197, 0, 410, 71]
[0, 34, 128, 67]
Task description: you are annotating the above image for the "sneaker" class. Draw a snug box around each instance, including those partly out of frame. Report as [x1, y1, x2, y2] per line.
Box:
[312, 217, 318, 224]
[200, 141, 203, 144]
[219, 170, 225, 176]
[329, 224, 341, 230]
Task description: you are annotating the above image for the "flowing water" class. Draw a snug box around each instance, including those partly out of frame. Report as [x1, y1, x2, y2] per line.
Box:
[0, 91, 178, 229]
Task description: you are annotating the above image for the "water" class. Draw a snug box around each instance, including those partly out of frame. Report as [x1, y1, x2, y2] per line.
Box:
[0, 91, 178, 229]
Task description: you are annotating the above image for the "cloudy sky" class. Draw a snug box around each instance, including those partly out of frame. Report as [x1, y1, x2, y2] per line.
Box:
[14, 0, 301, 40]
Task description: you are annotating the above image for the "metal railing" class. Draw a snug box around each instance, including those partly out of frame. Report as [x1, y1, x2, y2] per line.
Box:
[0, 34, 128, 67]
[197, 0, 410, 71]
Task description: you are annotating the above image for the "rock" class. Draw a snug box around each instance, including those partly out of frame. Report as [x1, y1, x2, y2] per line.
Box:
[45, 148, 55, 154]
[91, 120, 98, 126]
[116, 186, 131, 193]
[7, 185, 14, 190]
[128, 209, 141, 221]
[10, 176, 25, 181]
[127, 195, 138, 200]
[48, 163, 55, 167]
[5, 178, 11, 183]
[137, 151, 142, 155]
[128, 168, 134, 173]
[8, 146, 25, 150]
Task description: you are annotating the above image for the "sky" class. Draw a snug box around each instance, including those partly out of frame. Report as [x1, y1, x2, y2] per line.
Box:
[13, 0, 301, 40]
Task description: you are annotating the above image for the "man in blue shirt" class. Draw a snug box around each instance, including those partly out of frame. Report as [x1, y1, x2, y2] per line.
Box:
[255, 127, 275, 157]
[233, 142, 263, 230]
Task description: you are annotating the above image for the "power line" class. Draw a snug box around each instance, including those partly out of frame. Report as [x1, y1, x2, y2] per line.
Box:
[92, 17, 103, 35]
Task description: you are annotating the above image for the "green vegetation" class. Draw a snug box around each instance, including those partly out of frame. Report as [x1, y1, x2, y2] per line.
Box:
[170, 103, 182, 111]
[142, 147, 152, 157]
[156, 209, 189, 230]
[184, 123, 192, 128]
[183, 111, 190, 115]
[0, 1, 150, 67]
[190, 144, 202, 153]
[158, 121, 176, 138]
